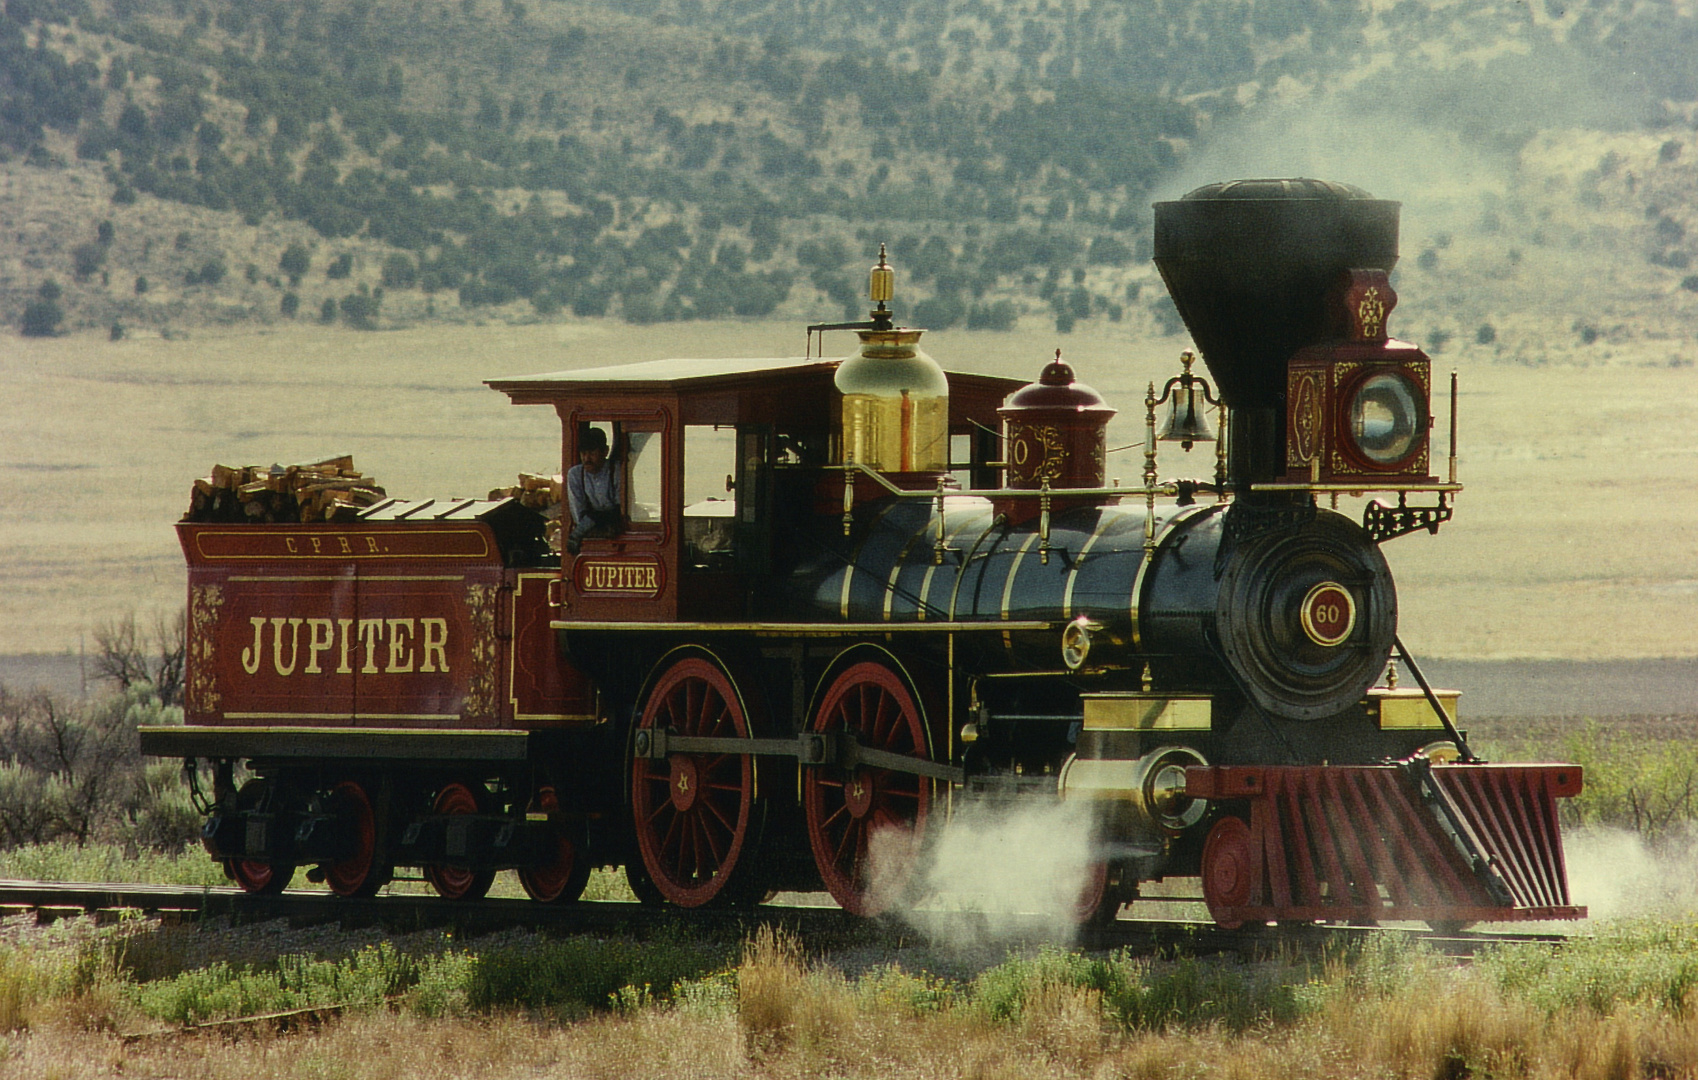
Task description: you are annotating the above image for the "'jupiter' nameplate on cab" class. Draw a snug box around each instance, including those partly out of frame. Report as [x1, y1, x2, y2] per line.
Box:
[574, 556, 664, 598]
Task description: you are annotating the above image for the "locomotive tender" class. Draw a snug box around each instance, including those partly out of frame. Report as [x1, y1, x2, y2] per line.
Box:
[143, 179, 1584, 928]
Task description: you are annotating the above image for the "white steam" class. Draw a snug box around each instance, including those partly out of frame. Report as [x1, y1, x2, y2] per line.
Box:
[869, 798, 1101, 947]
[1562, 827, 1698, 922]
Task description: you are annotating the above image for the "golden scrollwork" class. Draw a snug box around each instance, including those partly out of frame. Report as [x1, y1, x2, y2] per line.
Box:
[1358, 287, 1385, 339]
[1292, 372, 1321, 463]
[187, 585, 224, 713]
[1008, 422, 1067, 484]
[463, 583, 499, 721]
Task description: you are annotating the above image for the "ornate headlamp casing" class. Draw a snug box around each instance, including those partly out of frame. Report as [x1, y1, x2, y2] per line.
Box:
[1281, 270, 1436, 486]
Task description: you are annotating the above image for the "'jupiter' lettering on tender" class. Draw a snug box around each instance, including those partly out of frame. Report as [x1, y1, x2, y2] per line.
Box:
[239, 615, 451, 676]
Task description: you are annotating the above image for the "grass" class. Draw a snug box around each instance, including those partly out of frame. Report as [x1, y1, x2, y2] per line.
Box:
[0, 842, 229, 888]
[8, 918, 1698, 1077]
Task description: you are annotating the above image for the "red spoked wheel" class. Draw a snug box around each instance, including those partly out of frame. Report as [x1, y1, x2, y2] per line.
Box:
[425, 781, 496, 902]
[630, 653, 763, 908]
[1070, 860, 1118, 926]
[803, 659, 933, 916]
[1201, 815, 1256, 929]
[226, 779, 294, 894]
[231, 858, 294, 895]
[324, 779, 381, 898]
[519, 786, 592, 904]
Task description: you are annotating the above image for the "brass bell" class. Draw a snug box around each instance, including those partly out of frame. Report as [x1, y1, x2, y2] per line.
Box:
[1157, 384, 1216, 448]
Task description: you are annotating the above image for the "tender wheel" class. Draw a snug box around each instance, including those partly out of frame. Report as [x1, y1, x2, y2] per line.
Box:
[227, 779, 295, 895]
[803, 659, 933, 916]
[425, 781, 496, 902]
[519, 787, 592, 904]
[630, 651, 765, 907]
[324, 779, 381, 898]
[231, 857, 294, 895]
[1201, 815, 1256, 930]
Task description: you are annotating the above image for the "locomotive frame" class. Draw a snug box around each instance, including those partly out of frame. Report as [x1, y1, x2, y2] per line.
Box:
[143, 178, 1585, 928]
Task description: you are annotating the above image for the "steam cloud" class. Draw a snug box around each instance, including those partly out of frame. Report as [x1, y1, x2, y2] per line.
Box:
[1562, 826, 1698, 922]
[870, 798, 1102, 947]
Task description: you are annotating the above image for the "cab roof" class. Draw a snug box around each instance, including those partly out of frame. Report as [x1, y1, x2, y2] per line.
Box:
[487, 356, 1026, 426]
[487, 356, 837, 400]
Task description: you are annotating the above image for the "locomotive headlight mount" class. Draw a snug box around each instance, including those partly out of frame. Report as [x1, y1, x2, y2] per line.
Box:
[1061, 616, 1102, 671]
[1274, 269, 1458, 497]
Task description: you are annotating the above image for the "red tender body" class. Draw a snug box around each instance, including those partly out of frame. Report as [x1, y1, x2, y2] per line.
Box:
[180, 514, 594, 731]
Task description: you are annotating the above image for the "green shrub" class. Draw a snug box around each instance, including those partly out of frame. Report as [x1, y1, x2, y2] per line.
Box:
[466, 935, 728, 1019]
[969, 945, 1316, 1033]
[129, 942, 432, 1026]
[1480, 921, 1698, 1018]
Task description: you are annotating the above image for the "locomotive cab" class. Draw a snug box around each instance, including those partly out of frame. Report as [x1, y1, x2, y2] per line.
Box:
[487, 356, 1020, 626]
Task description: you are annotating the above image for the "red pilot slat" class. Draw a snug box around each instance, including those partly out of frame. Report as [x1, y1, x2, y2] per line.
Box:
[1187, 763, 1585, 927]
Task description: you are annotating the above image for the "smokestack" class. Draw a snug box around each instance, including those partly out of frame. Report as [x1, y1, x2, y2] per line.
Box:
[1153, 178, 1400, 489]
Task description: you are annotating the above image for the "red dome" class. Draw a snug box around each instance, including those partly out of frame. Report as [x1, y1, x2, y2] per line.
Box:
[1000, 354, 1115, 416]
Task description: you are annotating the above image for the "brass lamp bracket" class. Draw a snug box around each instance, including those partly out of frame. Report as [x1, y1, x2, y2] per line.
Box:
[1363, 491, 1453, 544]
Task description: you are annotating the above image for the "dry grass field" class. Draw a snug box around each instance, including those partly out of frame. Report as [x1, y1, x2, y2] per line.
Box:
[2, 313, 1695, 660]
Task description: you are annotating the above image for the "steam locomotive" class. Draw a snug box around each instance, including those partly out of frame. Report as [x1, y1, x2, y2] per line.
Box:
[142, 179, 1584, 928]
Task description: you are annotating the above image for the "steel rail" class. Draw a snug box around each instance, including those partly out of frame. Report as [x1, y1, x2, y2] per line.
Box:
[0, 879, 1569, 958]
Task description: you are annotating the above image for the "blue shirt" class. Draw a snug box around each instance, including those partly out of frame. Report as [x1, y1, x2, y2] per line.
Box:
[567, 460, 622, 520]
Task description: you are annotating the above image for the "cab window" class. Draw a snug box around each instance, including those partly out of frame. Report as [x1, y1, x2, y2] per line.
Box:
[572, 420, 662, 533]
[683, 425, 737, 568]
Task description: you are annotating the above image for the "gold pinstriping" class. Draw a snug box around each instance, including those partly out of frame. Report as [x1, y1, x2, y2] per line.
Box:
[1000, 530, 1043, 621]
[916, 514, 984, 622]
[884, 510, 938, 621]
[1061, 511, 1121, 620]
[1129, 504, 1210, 651]
[840, 500, 904, 620]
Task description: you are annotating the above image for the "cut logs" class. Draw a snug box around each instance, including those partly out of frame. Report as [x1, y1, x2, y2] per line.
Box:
[489, 472, 563, 551]
[184, 456, 388, 524]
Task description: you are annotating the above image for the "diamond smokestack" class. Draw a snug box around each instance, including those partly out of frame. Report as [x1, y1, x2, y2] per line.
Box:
[1153, 178, 1400, 489]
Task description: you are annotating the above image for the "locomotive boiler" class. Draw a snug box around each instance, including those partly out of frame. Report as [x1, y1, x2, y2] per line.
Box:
[143, 179, 1585, 929]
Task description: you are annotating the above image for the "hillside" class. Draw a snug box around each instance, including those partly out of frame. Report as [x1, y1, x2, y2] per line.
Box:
[1, 0, 1697, 360]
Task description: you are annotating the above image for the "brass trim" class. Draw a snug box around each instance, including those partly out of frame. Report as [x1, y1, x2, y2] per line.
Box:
[883, 515, 935, 622]
[1299, 581, 1357, 647]
[1129, 505, 1208, 651]
[1369, 687, 1460, 730]
[226, 575, 464, 582]
[1249, 482, 1463, 493]
[553, 620, 1054, 634]
[221, 712, 462, 721]
[1000, 531, 1042, 621]
[916, 514, 982, 621]
[1062, 512, 1118, 619]
[841, 500, 903, 619]
[1081, 694, 1212, 731]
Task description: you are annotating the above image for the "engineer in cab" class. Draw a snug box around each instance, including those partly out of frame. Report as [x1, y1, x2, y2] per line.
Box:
[566, 426, 624, 554]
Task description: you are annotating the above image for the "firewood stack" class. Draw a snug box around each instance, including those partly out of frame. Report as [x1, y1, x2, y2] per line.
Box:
[184, 456, 388, 524]
[489, 472, 563, 550]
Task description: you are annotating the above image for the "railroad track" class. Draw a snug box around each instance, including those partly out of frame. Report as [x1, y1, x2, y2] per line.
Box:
[0, 879, 1568, 957]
